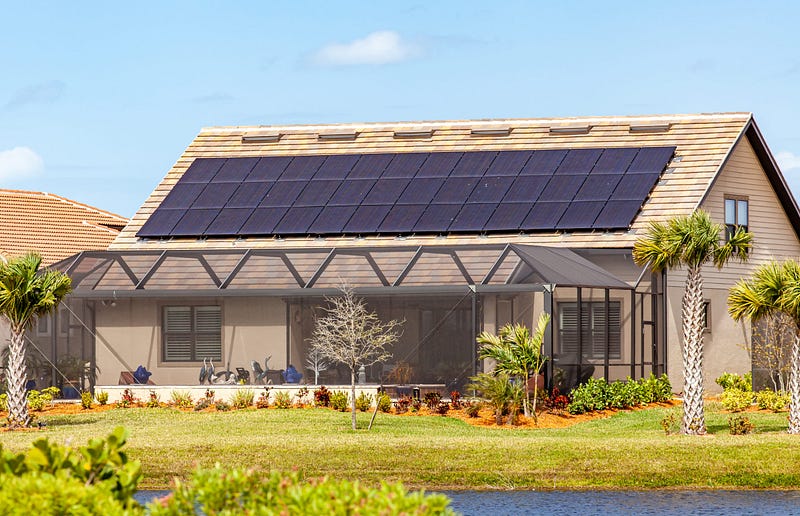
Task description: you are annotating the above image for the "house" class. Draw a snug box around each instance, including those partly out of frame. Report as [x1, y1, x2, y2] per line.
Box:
[52, 113, 800, 394]
[0, 189, 128, 391]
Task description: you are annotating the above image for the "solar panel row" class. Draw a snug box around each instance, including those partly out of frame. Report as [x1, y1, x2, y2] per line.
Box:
[137, 146, 675, 238]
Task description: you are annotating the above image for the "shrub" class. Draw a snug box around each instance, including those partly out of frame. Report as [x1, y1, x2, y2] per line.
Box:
[567, 377, 610, 414]
[256, 388, 271, 409]
[80, 390, 93, 409]
[394, 396, 412, 414]
[464, 401, 482, 418]
[355, 392, 373, 412]
[0, 474, 136, 515]
[449, 390, 462, 409]
[755, 389, 789, 412]
[273, 390, 292, 409]
[467, 372, 523, 424]
[715, 372, 752, 392]
[95, 390, 109, 405]
[377, 393, 392, 413]
[435, 402, 450, 416]
[329, 391, 349, 412]
[640, 373, 673, 403]
[115, 388, 139, 408]
[410, 397, 422, 412]
[314, 386, 331, 407]
[295, 387, 310, 407]
[27, 390, 54, 412]
[660, 412, 678, 435]
[720, 388, 754, 412]
[607, 378, 642, 409]
[567, 375, 672, 415]
[215, 399, 231, 411]
[231, 388, 255, 409]
[424, 392, 442, 411]
[729, 414, 755, 435]
[0, 393, 6, 412]
[43, 386, 61, 400]
[194, 390, 216, 411]
[146, 390, 161, 408]
[169, 390, 194, 409]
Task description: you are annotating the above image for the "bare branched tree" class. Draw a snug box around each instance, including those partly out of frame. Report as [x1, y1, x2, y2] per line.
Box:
[751, 312, 793, 392]
[308, 286, 403, 430]
[305, 346, 330, 385]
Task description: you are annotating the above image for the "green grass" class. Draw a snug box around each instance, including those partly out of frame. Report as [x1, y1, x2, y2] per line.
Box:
[3, 404, 800, 490]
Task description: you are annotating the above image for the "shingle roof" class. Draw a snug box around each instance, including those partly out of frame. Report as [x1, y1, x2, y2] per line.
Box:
[110, 112, 763, 251]
[0, 189, 128, 265]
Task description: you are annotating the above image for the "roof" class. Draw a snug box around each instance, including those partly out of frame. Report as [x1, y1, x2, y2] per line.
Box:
[0, 189, 128, 265]
[110, 112, 796, 251]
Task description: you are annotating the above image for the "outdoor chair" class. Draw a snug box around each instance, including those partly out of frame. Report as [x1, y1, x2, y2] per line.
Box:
[236, 367, 250, 383]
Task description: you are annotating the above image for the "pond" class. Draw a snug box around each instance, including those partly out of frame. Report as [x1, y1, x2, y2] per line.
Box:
[135, 489, 800, 514]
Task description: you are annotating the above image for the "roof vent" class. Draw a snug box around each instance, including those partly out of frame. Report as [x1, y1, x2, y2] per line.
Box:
[470, 127, 512, 137]
[393, 129, 434, 139]
[318, 131, 358, 141]
[549, 125, 591, 135]
[241, 133, 282, 143]
[629, 123, 671, 133]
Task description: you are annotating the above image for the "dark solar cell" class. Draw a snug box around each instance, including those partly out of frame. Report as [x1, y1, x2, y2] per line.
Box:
[396, 178, 445, 205]
[137, 209, 185, 237]
[555, 201, 606, 229]
[181, 158, 226, 182]
[381, 153, 428, 178]
[378, 204, 427, 233]
[171, 209, 220, 236]
[204, 208, 254, 236]
[239, 207, 289, 235]
[192, 183, 239, 209]
[484, 203, 532, 231]
[364, 178, 410, 204]
[413, 204, 462, 232]
[435, 177, 480, 204]
[308, 206, 358, 234]
[450, 151, 497, 177]
[521, 202, 570, 230]
[627, 146, 676, 173]
[313, 154, 360, 179]
[228, 181, 273, 208]
[246, 157, 292, 181]
[273, 206, 324, 234]
[213, 157, 259, 182]
[594, 200, 643, 229]
[484, 150, 533, 176]
[555, 149, 603, 174]
[502, 176, 549, 203]
[449, 203, 498, 232]
[574, 174, 623, 201]
[591, 148, 638, 174]
[279, 155, 326, 180]
[468, 176, 515, 203]
[294, 180, 341, 207]
[329, 179, 377, 205]
[611, 173, 660, 201]
[349, 153, 394, 179]
[520, 150, 567, 175]
[159, 183, 206, 209]
[415, 152, 462, 178]
[343, 205, 392, 233]
[539, 175, 587, 202]
[259, 181, 306, 207]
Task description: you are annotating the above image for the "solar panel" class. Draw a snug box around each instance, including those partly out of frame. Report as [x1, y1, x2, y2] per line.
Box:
[313, 154, 360, 179]
[449, 203, 498, 232]
[594, 200, 643, 229]
[539, 175, 587, 201]
[378, 204, 427, 233]
[396, 178, 445, 205]
[574, 174, 623, 201]
[349, 153, 394, 179]
[364, 178, 410, 204]
[484, 150, 533, 176]
[484, 203, 532, 231]
[520, 150, 567, 175]
[192, 183, 239, 209]
[627, 146, 676, 173]
[591, 148, 638, 174]
[259, 181, 306, 207]
[502, 176, 549, 203]
[171, 209, 220, 236]
[239, 207, 290, 235]
[137, 209, 185, 237]
[555, 201, 606, 230]
[279, 155, 326, 180]
[450, 151, 496, 177]
[611, 173, 660, 201]
[246, 157, 292, 181]
[159, 183, 206, 209]
[329, 179, 377, 205]
[381, 153, 427, 178]
[343, 205, 392, 233]
[227, 182, 273, 208]
[204, 208, 254, 236]
[413, 204, 462, 232]
[435, 177, 480, 204]
[555, 149, 602, 174]
[294, 180, 341, 207]
[522, 202, 570, 230]
[308, 206, 358, 234]
[273, 206, 323, 234]
[468, 176, 515, 203]
[214, 157, 259, 182]
[182, 158, 226, 182]
[415, 152, 462, 178]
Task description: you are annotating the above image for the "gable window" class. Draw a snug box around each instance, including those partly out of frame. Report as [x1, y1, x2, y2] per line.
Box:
[724, 196, 748, 240]
[557, 301, 621, 359]
[162, 306, 222, 362]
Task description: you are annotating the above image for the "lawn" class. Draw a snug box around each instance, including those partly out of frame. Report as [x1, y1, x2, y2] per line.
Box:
[2, 402, 799, 490]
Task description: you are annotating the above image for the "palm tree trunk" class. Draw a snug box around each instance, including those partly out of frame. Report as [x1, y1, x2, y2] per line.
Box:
[681, 266, 706, 435]
[788, 332, 800, 434]
[523, 368, 530, 418]
[351, 368, 357, 431]
[5, 329, 30, 428]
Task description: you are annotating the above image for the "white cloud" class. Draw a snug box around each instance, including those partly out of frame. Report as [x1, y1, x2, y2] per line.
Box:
[776, 151, 800, 172]
[0, 147, 44, 181]
[312, 30, 420, 66]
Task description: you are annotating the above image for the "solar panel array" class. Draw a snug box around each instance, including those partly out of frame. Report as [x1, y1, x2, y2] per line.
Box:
[137, 146, 675, 238]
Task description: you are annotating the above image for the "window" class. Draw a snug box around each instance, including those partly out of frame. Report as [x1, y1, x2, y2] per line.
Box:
[702, 301, 711, 332]
[724, 196, 748, 240]
[558, 301, 621, 359]
[162, 306, 222, 362]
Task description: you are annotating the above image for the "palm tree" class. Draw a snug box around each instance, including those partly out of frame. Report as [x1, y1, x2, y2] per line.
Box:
[0, 253, 72, 428]
[633, 210, 751, 435]
[476, 313, 550, 420]
[728, 260, 800, 434]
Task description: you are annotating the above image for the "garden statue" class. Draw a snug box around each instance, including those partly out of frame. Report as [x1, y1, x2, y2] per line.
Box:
[282, 364, 302, 383]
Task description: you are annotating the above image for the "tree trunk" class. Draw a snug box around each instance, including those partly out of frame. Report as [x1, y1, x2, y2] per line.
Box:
[6, 329, 30, 428]
[350, 367, 357, 431]
[681, 266, 706, 435]
[788, 332, 800, 434]
[523, 369, 530, 419]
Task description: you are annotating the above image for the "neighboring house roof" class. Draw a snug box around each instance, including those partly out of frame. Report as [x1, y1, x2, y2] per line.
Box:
[110, 112, 798, 251]
[0, 189, 128, 265]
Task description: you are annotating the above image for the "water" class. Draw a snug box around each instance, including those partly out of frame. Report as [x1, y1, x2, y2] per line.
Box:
[135, 489, 800, 515]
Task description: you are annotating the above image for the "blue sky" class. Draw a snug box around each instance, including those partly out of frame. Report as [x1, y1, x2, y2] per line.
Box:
[1, 1, 799, 217]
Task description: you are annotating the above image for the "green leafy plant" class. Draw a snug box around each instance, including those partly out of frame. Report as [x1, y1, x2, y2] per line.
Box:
[115, 388, 139, 408]
[464, 401, 482, 418]
[273, 390, 292, 409]
[377, 393, 392, 413]
[27, 389, 55, 412]
[256, 387, 270, 409]
[755, 389, 789, 412]
[660, 412, 678, 435]
[639, 373, 673, 403]
[715, 372, 753, 392]
[231, 388, 255, 409]
[394, 396, 411, 414]
[215, 399, 231, 411]
[329, 390, 349, 412]
[423, 392, 441, 411]
[80, 390, 93, 409]
[568, 377, 611, 415]
[729, 414, 755, 435]
[169, 390, 193, 409]
[95, 390, 109, 405]
[146, 390, 161, 408]
[720, 388, 754, 412]
[355, 392, 373, 412]
[194, 390, 216, 411]
[0, 393, 7, 412]
[314, 386, 331, 407]
[467, 372, 524, 425]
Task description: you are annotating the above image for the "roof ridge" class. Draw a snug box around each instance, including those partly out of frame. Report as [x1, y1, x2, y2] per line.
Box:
[0, 188, 128, 222]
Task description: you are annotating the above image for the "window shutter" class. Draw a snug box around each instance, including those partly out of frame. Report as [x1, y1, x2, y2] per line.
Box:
[195, 306, 222, 360]
[163, 306, 222, 361]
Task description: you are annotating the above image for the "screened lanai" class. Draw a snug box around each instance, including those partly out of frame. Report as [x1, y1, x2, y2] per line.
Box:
[39, 243, 665, 394]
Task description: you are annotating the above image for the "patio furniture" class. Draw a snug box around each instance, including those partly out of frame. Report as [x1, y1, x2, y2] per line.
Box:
[118, 371, 155, 385]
